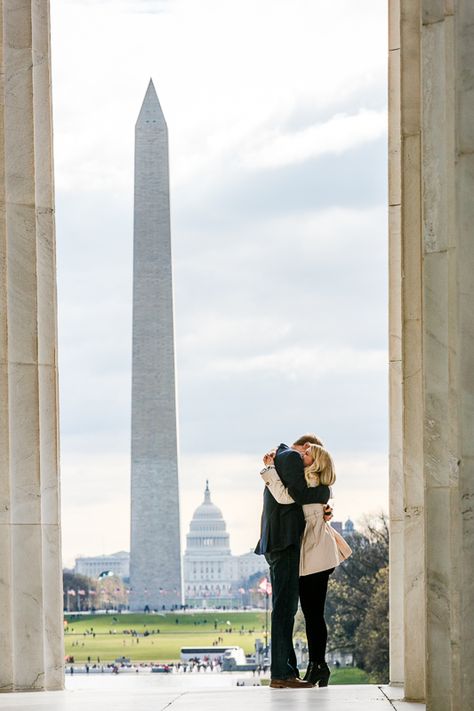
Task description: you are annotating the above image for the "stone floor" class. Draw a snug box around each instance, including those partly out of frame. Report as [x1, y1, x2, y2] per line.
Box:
[0, 676, 425, 711]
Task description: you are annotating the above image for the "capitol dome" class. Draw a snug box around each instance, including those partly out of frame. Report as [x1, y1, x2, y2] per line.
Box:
[183, 481, 268, 608]
[183, 481, 233, 606]
[186, 481, 230, 554]
[192, 481, 225, 521]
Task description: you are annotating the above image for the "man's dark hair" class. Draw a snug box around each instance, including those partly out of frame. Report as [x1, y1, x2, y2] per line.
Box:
[293, 433, 324, 447]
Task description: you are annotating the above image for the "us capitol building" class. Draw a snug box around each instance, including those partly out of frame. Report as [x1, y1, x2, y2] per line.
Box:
[183, 481, 267, 607]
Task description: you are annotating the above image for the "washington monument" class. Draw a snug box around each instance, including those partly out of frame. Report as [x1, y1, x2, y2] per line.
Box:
[129, 80, 182, 610]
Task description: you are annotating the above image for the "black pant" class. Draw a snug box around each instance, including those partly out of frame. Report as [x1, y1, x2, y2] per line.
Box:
[265, 546, 300, 679]
[299, 567, 334, 663]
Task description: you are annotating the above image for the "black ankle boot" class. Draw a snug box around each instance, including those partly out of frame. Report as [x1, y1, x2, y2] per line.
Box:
[302, 661, 315, 682]
[304, 661, 330, 687]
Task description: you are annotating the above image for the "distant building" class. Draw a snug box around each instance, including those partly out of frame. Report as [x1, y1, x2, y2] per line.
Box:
[74, 551, 130, 580]
[331, 518, 356, 537]
[183, 482, 267, 607]
[232, 550, 268, 582]
[343, 518, 355, 536]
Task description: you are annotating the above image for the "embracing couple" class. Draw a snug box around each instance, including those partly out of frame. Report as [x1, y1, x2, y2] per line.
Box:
[255, 434, 352, 689]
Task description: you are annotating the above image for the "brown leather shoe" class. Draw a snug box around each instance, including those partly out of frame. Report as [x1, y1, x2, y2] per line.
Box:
[270, 677, 314, 688]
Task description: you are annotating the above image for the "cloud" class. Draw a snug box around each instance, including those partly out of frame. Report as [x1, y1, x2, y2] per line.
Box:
[67, 0, 170, 12]
[209, 346, 386, 378]
[51, 0, 389, 564]
[173, 138, 387, 233]
[243, 109, 387, 170]
[51, 0, 387, 191]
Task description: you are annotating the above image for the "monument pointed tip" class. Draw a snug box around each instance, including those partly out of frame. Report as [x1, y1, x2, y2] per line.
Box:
[136, 79, 166, 128]
[146, 78, 157, 95]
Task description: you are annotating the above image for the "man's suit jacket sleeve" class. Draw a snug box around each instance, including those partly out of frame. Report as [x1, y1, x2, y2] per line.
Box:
[278, 450, 331, 505]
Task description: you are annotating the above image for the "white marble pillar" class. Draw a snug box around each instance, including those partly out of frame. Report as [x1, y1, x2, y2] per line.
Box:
[400, 0, 427, 699]
[421, 4, 454, 710]
[0, 0, 63, 692]
[389, 0, 426, 699]
[388, 0, 404, 686]
[451, 3, 474, 707]
[389, 1, 474, 708]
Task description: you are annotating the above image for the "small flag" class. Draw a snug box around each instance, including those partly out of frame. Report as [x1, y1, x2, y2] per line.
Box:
[258, 578, 272, 595]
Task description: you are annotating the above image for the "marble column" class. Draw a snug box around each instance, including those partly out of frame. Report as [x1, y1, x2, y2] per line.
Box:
[451, 3, 474, 707]
[389, 0, 426, 699]
[388, 0, 404, 686]
[389, 1, 474, 708]
[421, 4, 454, 709]
[0, 0, 63, 692]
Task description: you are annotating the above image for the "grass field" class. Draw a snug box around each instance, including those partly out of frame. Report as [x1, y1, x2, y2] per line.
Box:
[64, 612, 371, 686]
[329, 667, 370, 684]
[64, 612, 267, 663]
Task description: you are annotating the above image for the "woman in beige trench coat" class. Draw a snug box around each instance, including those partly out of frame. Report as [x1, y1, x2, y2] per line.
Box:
[260, 444, 351, 687]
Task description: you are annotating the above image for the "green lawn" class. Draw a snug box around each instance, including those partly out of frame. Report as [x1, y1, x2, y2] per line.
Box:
[64, 613, 373, 685]
[328, 667, 370, 684]
[64, 612, 267, 663]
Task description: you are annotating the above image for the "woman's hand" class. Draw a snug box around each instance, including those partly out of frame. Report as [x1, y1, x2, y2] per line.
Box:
[323, 504, 333, 522]
[262, 449, 276, 466]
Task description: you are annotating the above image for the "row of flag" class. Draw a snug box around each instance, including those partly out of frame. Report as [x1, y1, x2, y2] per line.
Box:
[66, 577, 273, 597]
[237, 578, 272, 595]
[67, 588, 124, 596]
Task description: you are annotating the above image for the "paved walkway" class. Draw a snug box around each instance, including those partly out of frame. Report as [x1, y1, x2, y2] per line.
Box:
[0, 677, 425, 711]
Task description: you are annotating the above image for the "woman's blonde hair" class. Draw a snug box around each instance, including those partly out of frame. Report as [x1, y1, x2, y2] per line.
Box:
[304, 444, 336, 487]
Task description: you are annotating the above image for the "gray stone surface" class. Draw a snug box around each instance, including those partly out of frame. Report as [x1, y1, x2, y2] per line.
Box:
[0, 0, 64, 692]
[389, 1, 474, 708]
[129, 81, 182, 610]
[0, 678, 424, 711]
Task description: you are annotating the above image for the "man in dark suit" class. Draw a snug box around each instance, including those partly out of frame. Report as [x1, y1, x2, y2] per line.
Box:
[255, 434, 331, 688]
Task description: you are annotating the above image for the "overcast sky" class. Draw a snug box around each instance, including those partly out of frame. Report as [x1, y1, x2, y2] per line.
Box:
[51, 0, 388, 567]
